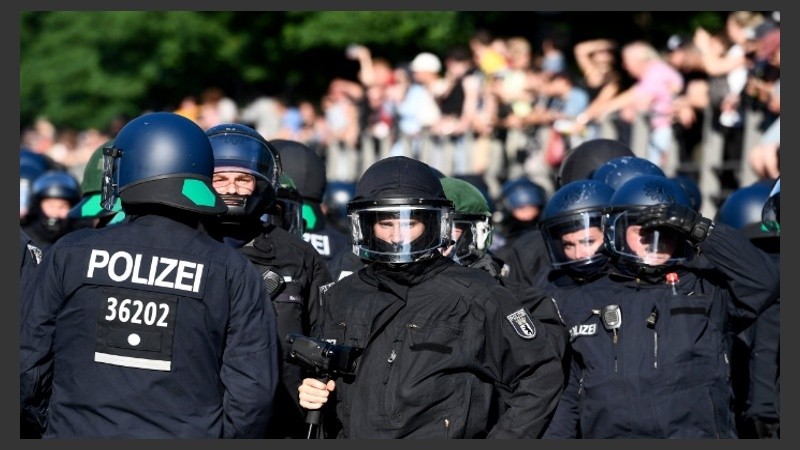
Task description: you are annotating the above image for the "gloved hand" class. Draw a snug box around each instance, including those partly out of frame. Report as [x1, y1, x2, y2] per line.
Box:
[637, 203, 714, 245]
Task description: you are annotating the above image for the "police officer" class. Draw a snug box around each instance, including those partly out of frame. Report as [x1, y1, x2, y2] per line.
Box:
[544, 175, 780, 438]
[297, 156, 564, 438]
[499, 138, 635, 295]
[20, 112, 280, 438]
[204, 123, 333, 439]
[67, 142, 126, 229]
[440, 177, 507, 278]
[271, 139, 350, 269]
[442, 176, 569, 369]
[493, 176, 547, 253]
[717, 179, 780, 438]
[21, 170, 85, 249]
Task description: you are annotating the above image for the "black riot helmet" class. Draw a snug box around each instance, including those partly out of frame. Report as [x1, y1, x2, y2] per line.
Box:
[263, 173, 305, 238]
[101, 112, 226, 215]
[762, 178, 779, 235]
[591, 156, 666, 191]
[540, 179, 615, 275]
[206, 123, 281, 219]
[604, 175, 695, 277]
[347, 156, 453, 265]
[557, 138, 634, 188]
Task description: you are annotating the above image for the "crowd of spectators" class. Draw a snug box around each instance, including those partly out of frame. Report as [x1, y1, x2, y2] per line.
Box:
[21, 11, 779, 219]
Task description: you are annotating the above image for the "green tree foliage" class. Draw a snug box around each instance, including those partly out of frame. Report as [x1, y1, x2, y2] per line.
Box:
[21, 11, 729, 132]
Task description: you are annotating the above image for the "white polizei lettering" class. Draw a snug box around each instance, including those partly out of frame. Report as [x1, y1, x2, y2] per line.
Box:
[109, 251, 134, 282]
[154, 257, 177, 289]
[148, 256, 158, 285]
[131, 254, 148, 284]
[174, 260, 196, 292]
[87, 249, 110, 278]
[85, 250, 203, 293]
[192, 263, 204, 293]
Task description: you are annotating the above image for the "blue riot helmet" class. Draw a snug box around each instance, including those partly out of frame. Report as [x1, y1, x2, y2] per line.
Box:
[604, 175, 696, 276]
[591, 156, 666, 192]
[499, 177, 547, 226]
[20, 149, 50, 219]
[206, 123, 281, 219]
[671, 175, 702, 212]
[717, 180, 778, 242]
[28, 170, 82, 237]
[762, 178, 779, 235]
[540, 179, 615, 275]
[101, 112, 226, 215]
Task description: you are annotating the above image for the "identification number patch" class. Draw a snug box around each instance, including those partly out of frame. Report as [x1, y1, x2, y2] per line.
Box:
[95, 287, 178, 371]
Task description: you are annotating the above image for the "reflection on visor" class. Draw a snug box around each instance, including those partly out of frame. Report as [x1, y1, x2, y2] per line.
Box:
[609, 211, 693, 267]
[101, 146, 122, 211]
[351, 205, 450, 264]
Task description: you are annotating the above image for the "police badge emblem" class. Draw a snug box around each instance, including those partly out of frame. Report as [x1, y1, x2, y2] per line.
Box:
[506, 308, 537, 339]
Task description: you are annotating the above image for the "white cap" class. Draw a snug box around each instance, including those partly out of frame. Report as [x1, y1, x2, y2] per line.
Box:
[410, 52, 442, 73]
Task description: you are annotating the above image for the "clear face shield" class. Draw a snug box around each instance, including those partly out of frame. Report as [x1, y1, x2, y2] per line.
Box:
[262, 195, 304, 238]
[101, 145, 123, 211]
[350, 204, 452, 264]
[446, 216, 491, 265]
[605, 210, 694, 267]
[541, 210, 607, 269]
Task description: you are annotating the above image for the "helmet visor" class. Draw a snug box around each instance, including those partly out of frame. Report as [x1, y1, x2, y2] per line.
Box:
[101, 145, 122, 211]
[541, 211, 606, 268]
[350, 205, 451, 264]
[606, 211, 693, 266]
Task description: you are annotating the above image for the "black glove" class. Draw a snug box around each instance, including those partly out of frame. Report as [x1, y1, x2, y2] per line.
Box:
[637, 204, 714, 245]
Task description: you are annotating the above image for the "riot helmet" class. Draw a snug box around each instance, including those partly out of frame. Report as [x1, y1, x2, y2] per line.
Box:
[271, 139, 327, 232]
[101, 112, 226, 214]
[604, 175, 695, 276]
[498, 177, 547, 234]
[717, 180, 778, 240]
[671, 175, 702, 212]
[557, 138, 634, 188]
[263, 173, 305, 238]
[68, 141, 125, 226]
[206, 123, 281, 219]
[348, 156, 453, 265]
[591, 155, 666, 191]
[28, 170, 82, 238]
[440, 177, 493, 266]
[20, 149, 50, 219]
[540, 179, 615, 275]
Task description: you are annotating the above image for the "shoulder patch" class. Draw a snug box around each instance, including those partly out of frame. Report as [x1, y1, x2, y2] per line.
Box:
[506, 308, 537, 340]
